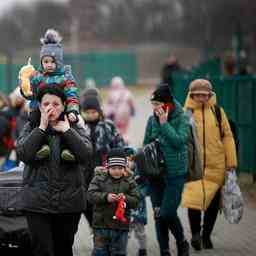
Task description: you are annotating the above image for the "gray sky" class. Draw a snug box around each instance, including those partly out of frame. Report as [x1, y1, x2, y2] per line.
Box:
[0, 0, 68, 14]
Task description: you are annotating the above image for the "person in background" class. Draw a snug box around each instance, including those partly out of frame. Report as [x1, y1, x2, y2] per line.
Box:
[143, 84, 190, 256]
[0, 88, 29, 171]
[105, 76, 135, 143]
[223, 52, 237, 76]
[161, 55, 183, 90]
[183, 79, 237, 251]
[126, 147, 149, 256]
[16, 86, 92, 256]
[238, 50, 251, 76]
[80, 78, 102, 105]
[0, 92, 12, 166]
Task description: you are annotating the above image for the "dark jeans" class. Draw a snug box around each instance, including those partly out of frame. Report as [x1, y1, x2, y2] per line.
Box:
[26, 212, 81, 256]
[188, 189, 221, 239]
[93, 228, 128, 256]
[149, 175, 186, 255]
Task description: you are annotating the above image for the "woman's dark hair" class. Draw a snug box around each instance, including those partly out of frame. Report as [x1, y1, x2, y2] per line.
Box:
[29, 85, 66, 128]
[36, 85, 66, 104]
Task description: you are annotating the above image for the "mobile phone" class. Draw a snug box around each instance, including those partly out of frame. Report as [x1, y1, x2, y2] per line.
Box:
[162, 103, 171, 112]
[58, 112, 65, 121]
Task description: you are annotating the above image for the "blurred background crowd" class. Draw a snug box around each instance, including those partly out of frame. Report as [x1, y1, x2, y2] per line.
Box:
[0, 0, 256, 176]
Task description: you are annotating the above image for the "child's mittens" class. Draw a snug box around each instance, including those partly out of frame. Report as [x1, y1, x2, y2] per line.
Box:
[19, 57, 35, 97]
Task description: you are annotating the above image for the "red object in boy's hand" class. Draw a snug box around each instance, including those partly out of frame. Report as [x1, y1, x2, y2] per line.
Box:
[113, 195, 128, 224]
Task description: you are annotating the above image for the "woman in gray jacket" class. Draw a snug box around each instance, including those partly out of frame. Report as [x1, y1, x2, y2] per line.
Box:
[16, 85, 92, 256]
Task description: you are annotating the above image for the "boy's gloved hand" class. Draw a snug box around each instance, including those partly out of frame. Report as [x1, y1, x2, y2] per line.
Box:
[19, 57, 35, 97]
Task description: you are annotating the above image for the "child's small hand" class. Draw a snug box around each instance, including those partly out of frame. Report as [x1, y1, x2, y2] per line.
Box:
[68, 112, 77, 123]
[107, 193, 118, 203]
[117, 193, 125, 200]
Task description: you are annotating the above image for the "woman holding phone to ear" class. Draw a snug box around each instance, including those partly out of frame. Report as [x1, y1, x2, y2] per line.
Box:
[16, 85, 92, 256]
[143, 84, 190, 256]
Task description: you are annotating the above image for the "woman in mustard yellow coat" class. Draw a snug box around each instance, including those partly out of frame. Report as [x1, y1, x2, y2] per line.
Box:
[184, 79, 237, 251]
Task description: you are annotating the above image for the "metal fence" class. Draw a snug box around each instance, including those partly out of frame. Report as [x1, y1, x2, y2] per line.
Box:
[0, 50, 138, 94]
[172, 73, 256, 173]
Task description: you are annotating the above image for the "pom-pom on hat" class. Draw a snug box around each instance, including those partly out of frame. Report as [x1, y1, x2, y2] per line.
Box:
[189, 79, 213, 95]
[107, 148, 127, 168]
[151, 84, 173, 103]
[40, 29, 63, 68]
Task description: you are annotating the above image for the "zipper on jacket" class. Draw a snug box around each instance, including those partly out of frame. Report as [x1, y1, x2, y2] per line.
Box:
[202, 104, 207, 210]
[202, 105, 206, 172]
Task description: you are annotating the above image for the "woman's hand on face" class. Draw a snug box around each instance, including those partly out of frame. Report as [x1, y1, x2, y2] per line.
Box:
[155, 106, 168, 124]
[51, 115, 70, 133]
[39, 106, 54, 131]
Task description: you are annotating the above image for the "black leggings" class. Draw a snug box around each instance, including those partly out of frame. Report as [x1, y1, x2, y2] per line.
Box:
[188, 189, 221, 238]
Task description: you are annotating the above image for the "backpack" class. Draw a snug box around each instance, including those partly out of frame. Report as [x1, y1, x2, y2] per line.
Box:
[134, 140, 165, 178]
[212, 105, 239, 152]
[185, 109, 203, 181]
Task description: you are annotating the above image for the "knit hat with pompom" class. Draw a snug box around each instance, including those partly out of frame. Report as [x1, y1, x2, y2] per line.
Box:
[40, 29, 63, 68]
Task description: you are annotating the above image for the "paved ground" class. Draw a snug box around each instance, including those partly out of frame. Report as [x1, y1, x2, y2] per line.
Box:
[73, 88, 256, 256]
[73, 198, 256, 256]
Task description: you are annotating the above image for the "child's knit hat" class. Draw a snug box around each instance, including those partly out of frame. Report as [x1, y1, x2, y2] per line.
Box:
[107, 148, 127, 168]
[81, 95, 102, 113]
[40, 29, 63, 68]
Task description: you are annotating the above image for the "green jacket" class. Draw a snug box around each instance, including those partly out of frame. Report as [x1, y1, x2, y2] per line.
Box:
[143, 100, 190, 177]
[87, 171, 139, 230]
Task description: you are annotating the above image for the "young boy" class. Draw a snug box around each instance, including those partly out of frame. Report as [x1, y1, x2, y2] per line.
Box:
[19, 29, 79, 161]
[88, 148, 139, 256]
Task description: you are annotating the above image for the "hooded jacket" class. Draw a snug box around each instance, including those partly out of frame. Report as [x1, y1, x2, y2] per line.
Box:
[87, 170, 139, 230]
[184, 92, 237, 186]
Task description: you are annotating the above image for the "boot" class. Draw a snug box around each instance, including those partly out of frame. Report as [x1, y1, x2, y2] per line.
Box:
[202, 236, 213, 249]
[190, 233, 202, 251]
[36, 145, 50, 159]
[61, 149, 75, 161]
[137, 249, 147, 256]
[160, 250, 171, 256]
[177, 240, 189, 256]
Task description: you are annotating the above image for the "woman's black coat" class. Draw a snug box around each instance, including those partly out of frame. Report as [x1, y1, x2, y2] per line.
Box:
[16, 123, 92, 213]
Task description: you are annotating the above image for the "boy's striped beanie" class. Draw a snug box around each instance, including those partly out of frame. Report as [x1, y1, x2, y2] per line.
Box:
[107, 148, 127, 168]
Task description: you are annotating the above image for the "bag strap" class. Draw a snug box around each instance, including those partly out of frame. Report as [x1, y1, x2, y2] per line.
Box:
[212, 105, 224, 139]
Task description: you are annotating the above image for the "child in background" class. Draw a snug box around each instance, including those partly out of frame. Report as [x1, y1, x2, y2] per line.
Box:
[105, 77, 135, 143]
[125, 147, 149, 256]
[19, 29, 79, 161]
[88, 148, 139, 256]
